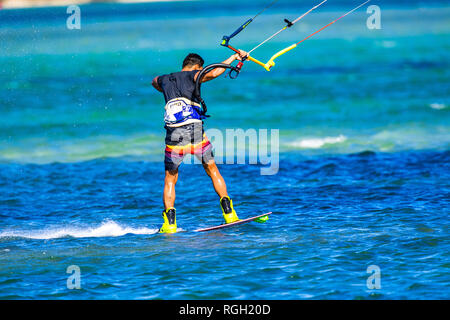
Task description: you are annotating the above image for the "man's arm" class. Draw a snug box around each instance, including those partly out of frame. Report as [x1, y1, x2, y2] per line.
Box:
[152, 76, 163, 92]
[195, 50, 248, 83]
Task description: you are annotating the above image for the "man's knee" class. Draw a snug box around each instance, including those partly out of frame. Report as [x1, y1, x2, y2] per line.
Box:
[165, 169, 178, 183]
[203, 160, 218, 176]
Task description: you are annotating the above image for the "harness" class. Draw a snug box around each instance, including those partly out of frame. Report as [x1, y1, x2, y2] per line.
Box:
[164, 97, 206, 125]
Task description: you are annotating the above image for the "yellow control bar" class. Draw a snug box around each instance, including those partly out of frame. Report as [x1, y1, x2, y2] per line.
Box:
[247, 55, 271, 71]
[264, 43, 297, 70]
[226, 44, 297, 72]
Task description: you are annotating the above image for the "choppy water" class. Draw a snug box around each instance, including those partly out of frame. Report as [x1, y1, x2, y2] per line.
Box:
[0, 0, 449, 299]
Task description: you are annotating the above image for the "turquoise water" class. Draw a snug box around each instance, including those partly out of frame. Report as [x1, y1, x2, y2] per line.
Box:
[0, 1, 449, 299]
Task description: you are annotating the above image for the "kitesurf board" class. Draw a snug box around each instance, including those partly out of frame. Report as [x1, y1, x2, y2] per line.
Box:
[194, 212, 272, 232]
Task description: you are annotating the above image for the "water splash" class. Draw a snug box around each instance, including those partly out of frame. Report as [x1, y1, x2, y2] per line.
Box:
[0, 220, 159, 239]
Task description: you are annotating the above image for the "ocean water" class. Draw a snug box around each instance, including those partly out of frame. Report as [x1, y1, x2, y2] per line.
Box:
[0, 0, 449, 299]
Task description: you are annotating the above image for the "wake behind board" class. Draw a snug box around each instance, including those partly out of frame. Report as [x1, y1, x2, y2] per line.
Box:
[194, 212, 272, 232]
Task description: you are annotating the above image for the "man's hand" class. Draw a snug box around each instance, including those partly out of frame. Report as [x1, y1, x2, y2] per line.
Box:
[234, 49, 249, 61]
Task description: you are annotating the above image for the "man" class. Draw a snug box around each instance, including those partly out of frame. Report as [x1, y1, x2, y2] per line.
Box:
[152, 51, 247, 233]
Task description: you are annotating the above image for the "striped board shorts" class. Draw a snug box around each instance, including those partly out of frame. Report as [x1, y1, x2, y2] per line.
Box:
[164, 122, 214, 171]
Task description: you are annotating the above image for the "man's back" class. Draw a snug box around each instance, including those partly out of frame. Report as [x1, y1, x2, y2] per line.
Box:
[157, 70, 199, 104]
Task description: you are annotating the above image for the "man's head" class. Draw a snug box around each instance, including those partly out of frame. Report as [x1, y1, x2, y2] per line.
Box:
[182, 53, 204, 70]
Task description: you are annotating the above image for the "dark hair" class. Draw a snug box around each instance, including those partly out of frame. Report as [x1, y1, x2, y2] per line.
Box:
[182, 53, 204, 68]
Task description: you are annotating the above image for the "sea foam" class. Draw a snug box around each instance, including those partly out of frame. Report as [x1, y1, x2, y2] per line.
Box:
[0, 220, 159, 240]
[287, 135, 347, 149]
[430, 103, 446, 110]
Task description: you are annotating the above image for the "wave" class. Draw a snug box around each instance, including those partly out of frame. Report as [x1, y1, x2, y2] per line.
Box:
[0, 220, 159, 240]
[287, 135, 347, 149]
[1, 125, 449, 164]
[430, 103, 447, 110]
[0, 133, 163, 164]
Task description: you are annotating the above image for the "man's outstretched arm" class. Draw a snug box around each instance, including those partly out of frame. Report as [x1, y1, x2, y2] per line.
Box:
[196, 50, 248, 83]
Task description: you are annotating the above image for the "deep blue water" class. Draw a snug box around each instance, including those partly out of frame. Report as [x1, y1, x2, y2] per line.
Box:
[0, 0, 449, 299]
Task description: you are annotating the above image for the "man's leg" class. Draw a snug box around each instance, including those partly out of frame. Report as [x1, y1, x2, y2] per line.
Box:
[160, 124, 190, 233]
[163, 169, 178, 209]
[160, 168, 178, 233]
[193, 123, 238, 223]
[202, 159, 239, 223]
[202, 159, 227, 198]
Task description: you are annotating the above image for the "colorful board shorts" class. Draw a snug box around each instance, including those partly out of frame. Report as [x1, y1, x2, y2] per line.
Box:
[164, 122, 214, 171]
